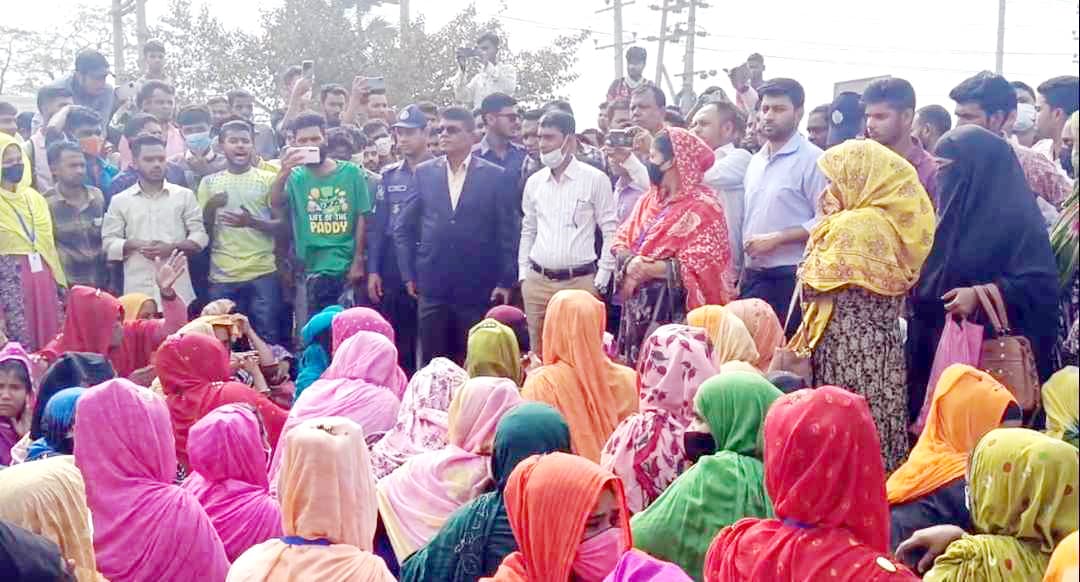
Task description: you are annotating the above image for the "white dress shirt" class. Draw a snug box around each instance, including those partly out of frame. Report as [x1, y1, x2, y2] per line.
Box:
[519, 157, 618, 288]
[704, 143, 753, 276]
[446, 154, 471, 211]
[454, 62, 518, 109]
[102, 181, 208, 305]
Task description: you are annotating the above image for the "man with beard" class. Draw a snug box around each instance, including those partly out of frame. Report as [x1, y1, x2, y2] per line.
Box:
[740, 78, 826, 330]
[863, 77, 939, 204]
[197, 119, 283, 344]
[271, 112, 372, 318]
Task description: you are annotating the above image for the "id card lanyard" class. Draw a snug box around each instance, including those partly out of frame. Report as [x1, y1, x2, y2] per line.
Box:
[1, 194, 44, 273]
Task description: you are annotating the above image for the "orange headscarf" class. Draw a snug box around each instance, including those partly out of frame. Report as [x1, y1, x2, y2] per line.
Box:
[522, 290, 639, 462]
[1045, 530, 1079, 582]
[721, 299, 785, 370]
[886, 364, 1017, 504]
[686, 305, 759, 368]
[482, 452, 632, 582]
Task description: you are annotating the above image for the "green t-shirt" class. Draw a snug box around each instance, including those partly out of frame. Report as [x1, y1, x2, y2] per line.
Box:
[197, 167, 277, 284]
[285, 160, 372, 275]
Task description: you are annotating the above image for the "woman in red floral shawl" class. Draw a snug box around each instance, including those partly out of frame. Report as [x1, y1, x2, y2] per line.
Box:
[612, 127, 736, 365]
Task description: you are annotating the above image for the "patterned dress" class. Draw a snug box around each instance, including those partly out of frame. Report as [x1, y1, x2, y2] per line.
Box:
[810, 286, 909, 471]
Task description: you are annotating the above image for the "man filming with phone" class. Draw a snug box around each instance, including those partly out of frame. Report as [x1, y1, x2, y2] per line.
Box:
[453, 32, 517, 110]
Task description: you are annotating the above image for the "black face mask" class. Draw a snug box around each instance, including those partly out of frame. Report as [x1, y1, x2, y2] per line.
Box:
[646, 161, 666, 186]
[683, 430, 716, 464]
[1, 163, 25, 185]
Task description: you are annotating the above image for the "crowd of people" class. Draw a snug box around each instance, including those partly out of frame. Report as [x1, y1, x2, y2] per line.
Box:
[0, 30, 1078, 581]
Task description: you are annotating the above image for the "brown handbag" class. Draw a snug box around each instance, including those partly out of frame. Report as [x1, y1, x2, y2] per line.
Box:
[767, 283, 813, 385]
[973, 284, 1040, 412]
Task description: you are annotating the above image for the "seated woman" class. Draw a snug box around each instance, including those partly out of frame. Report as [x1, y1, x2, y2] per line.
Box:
[887, 364, 1019, 551]
[483, 452, 633, 582]
[74, 379, 229, 581]
[0, 520, 72, 581]
[39, 251, 189, 383]
[400, 402, 572, 582]
[687, 305, 760, 368]
[606, 550, 693, 582]
[182, 404, 282, 562]
[155, 333, 287, 471]
[705, 386, 918, 581]
[0, 343, 34, 466]
[119, 293, 158, 321]
[378, 377, 522, 563]
[294, 305, 344, 398]
[0, 455, 102, 581]
[370, 358, 469, 479]
[227, 417, 395, 582]
[465, 319, 523, 385]
[721, 299, 785, 370]
[1045, 531, 1079, 582]
[601, 324, 717, 514]
[1043, 366, 1079, 448]
[25, 388, 86, 461]
[898, 428, 1078, 580]
[522, 290, 638, 462]
[612, 128, 736, 366]
[332, 306, 395, 352]
[269, 331, 403, 489]
[631, 371, 781, 580]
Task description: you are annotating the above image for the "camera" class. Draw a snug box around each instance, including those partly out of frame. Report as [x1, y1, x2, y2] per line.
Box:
[606, 129, 633, 148]
[456, 47, 481, 60]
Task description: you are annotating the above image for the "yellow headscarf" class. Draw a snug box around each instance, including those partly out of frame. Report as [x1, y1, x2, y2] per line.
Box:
[0, 456, 104, 581]
[1043, 367, 1079, 449]
[790, 139, 934, 354]
[464, 318, 523, 385]
[0, 133, 67, 286]
[119, 293, 155, 322]
[925, 428, 1079, 582]
[687, 305, 760, 367]
[1044, 531, 1079, 582]
[177, 314, 244, 341]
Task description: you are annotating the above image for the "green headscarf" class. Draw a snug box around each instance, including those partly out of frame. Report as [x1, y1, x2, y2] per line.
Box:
[464, 318, 523, 385]
[1051, 111, 1079, 290]
[926, 428, 1079, 582]
[400, 402, 571, 582]
[630, 371, 781, 581]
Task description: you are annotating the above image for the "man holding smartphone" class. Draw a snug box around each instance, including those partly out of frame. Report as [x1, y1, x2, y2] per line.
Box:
[453, 32, 518, 109]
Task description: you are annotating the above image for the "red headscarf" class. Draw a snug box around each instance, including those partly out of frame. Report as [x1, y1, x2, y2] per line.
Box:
[703, 386, 917, 582]
[39, 285, 158, 377]
[613, 127, 736, 309]
[156, 333, 287, 469]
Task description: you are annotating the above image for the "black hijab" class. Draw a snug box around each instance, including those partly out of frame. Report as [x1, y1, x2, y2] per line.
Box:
[0, 520, 71, 581]
[29, 353, 115, 440]
[915, 125, 1058, 339]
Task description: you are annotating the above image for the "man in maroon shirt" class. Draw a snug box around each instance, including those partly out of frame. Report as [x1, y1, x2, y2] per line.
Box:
[863, 77, 939, 205]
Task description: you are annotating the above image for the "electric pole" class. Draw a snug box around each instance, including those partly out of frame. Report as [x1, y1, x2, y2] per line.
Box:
[678, 0, 698, 114]
[995, 0, 1005, 74]
[596, 1, 638, 81]
[654, 0, 671, 85]
[112, 0, 125, 78]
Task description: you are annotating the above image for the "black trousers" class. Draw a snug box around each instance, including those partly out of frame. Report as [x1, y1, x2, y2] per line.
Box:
[739, 265, 802, 337]
[418, 297, 488, 367]
[375, 244, 419, 374]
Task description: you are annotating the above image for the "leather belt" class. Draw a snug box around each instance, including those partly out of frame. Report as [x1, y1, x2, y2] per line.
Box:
[530, 260, 597, 282]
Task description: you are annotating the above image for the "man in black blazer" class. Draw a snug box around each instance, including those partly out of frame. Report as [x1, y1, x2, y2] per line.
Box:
[392, 106, 518, 365]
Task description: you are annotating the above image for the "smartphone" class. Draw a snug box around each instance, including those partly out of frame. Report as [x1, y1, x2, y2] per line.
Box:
[115, 80, 138, 102]
[606, 129, 633, 148]
[291, 146, 321, 164]
[456, 47, 479, 60]
[367, 76, 386, 93]
[301, 60, 315, 80]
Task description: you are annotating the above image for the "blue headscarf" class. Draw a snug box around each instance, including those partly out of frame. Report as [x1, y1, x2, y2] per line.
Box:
[26, 387, 87, 461]
[294, 305, 344, 400]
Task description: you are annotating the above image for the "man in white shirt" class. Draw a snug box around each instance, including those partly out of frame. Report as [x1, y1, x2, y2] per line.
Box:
[453, 32, 518, 110]
[693, 101, 752, 280]
[519, 110, 618, 355]
[102, 135, 208, 306]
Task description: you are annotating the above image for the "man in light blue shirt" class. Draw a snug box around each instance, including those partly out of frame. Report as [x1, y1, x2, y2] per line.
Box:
[740, 78, 827, 333]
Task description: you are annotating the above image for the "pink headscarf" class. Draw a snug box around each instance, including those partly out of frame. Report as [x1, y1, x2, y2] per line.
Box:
[604, 549, 695, 581]
[182, 404, 282, 562]
[73, 378, 228, 582]
[268, 331, 402, 493]
[369, 357, 469, 479]
[377, 377, 523, 562]
[331, 307, 394, 353]
[0, 342, 33, 466]
[227, 417, 395, 582]
[601, 324, 717, 513]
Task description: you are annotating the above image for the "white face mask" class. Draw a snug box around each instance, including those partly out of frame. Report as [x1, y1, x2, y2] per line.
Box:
[540, 137, 568, 169]
[375, 136, 393, 157]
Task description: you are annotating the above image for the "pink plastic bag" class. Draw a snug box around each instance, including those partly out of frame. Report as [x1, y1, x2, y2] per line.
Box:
[912, 316, 984, 434]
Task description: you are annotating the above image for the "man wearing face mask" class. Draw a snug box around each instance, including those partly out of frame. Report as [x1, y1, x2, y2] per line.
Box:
[270, 112, 372, 322]
[168, 105, 226, 191]
[363, 119, 394, 171]
[44, 105, 118, 195]
[519, 110, 618, 355]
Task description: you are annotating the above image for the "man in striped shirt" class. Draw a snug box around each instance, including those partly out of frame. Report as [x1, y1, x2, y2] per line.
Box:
[518, 110, 618, 355]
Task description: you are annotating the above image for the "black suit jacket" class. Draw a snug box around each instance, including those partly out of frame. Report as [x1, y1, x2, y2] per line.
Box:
[392, 155, 518, 305]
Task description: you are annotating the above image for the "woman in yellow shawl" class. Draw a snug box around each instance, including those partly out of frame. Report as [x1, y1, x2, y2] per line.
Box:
[465, 318, 523, 385]
[789, 139, 934, 471]
[897, 428, 1078, 581]
[0, 133, 66, 351]
[1043, 367, 1079, 448]
[119, 293, 157, 321]
[686, 305, 760, 368]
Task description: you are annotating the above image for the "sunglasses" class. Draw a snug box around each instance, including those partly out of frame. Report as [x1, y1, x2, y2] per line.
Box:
[432, 126, 466, 136]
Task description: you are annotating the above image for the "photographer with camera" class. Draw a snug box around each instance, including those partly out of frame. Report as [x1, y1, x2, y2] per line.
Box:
[453, 32, 518, 110]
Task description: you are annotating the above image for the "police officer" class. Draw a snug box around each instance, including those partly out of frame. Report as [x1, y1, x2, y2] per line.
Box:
[365, 104, 431, 374]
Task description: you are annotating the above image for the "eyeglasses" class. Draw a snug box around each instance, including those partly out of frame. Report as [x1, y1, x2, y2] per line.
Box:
[432, 126, 465, 136]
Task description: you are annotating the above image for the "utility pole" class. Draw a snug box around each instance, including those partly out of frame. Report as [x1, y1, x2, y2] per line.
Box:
[596, 1, 638, 80]
[654, 0, 671, 85]
[399, 0, 410, 35]
[678, 0, 698, 114]
[111, 0, 126, 78]
[995, 0, 1005, 74]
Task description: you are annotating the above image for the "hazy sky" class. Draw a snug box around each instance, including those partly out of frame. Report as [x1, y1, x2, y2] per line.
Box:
[6, 0, 1079, 125]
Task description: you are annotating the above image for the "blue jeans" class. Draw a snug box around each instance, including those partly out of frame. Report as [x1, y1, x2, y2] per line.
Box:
[208, 273, 284, 345]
